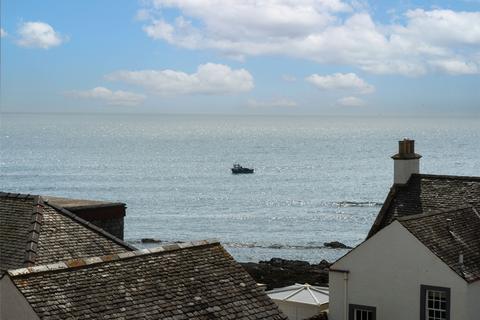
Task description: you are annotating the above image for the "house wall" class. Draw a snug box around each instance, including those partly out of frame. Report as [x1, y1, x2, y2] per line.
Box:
[0, 276, 39, 320]
[273, 300, 321, 320]
[467, 281, 480, 319]
[329, 222, 470, 320]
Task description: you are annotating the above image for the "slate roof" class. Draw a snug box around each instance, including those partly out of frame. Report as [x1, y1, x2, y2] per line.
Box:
[368, 174, 480, 237]
[9, 240, 287, 320]
[0, 192, 134, 272]
[399, 206, 480, 283]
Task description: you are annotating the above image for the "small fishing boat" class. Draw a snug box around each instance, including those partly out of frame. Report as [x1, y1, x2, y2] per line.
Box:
[231, 163, 254, 174]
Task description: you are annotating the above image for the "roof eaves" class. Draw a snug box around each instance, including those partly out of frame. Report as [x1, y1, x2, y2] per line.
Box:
[45, 202, 137, 252]
[8, 239, 220, 278]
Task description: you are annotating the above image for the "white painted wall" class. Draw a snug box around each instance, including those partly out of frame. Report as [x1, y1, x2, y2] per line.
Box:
[467, 281, 480, 319]
[393, 158, 419, 184]
[273, 300, 322, 320]
[0, 276, 40, 320]
[329, 221, 475, 320]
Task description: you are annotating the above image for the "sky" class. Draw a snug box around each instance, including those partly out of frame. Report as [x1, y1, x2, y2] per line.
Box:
[1, 0, 479, 115]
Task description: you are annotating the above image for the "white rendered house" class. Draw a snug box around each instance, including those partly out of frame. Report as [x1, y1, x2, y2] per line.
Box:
[329, 140, 480, 320]
[329, 208, 480, 320]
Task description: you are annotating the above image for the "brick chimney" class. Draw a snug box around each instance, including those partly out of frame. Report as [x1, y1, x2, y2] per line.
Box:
[391, 139, 421, 185]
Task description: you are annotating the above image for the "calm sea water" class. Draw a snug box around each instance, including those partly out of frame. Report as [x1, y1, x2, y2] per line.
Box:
[1, 113, 479, 262]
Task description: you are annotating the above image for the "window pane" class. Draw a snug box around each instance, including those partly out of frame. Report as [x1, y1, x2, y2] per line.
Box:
[425, 289, 448, 320]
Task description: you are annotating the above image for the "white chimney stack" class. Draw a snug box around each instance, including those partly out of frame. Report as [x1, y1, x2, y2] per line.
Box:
[392, 139, 421, 185]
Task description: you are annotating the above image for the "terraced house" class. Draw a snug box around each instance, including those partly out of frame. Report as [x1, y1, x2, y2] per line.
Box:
[0, 193, 286, 320]
[329, 140, 480, 320]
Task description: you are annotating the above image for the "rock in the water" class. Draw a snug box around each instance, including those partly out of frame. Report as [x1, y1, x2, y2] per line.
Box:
[324, 241, 352, 249]
[241, 258, 331, 290]
[141, 238, 161, 243]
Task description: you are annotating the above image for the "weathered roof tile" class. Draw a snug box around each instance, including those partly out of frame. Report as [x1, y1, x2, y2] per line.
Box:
[399, 206, 480, 282]
[11, 242, 287, 320]
[368, 174, 480, 237]
[0, 192, 134, 271]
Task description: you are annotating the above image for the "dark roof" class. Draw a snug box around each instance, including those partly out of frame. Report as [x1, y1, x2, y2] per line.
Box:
[9, 240, 287, 320]
[45, 195, 125, 210]
[399, 206, 480, 283]
[0, 192, 134, 271]
[368, 174, 480, 237]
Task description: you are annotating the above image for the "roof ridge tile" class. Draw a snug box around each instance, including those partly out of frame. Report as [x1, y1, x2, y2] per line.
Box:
[413, 173, 480, 182]
[23, 195, 44, 266]
[8, 239, 220, 277]
[0, 192, 37, 200]
[396, 204, 475, 222]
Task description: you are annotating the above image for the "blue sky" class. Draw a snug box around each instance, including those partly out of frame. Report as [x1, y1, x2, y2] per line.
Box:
[1, 0, 479, 114]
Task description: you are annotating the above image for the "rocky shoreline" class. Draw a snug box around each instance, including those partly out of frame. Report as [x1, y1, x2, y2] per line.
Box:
[241, 258, 331, 290]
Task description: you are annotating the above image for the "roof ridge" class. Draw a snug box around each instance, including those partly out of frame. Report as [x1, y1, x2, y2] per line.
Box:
[0, 192, 37, 200]
[396, 204, 475, 222]
[23, 196, 45, 267]
[413, 173, 480, 181]
[8, 239, 220, 278]
[45, 202, 137, 252]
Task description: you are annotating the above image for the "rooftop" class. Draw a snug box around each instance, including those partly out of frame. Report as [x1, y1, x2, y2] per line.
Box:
[398, 205, 480, 283]
[45, 195, 125, 210]
[9, 240, 287, 320]
[368, 174, 480, 237]
[0, 192, 134, 272]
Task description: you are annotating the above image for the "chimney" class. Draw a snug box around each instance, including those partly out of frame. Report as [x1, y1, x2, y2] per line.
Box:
[391, 139, 421, 185]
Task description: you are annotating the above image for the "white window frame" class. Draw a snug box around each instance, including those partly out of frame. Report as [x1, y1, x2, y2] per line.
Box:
[349, 304, 376, 320]
[420, 285, 450, 320]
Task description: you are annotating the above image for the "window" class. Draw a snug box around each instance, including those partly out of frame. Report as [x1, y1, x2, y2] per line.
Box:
[420, 285, 450, 320]
[349, 304, 376, 320]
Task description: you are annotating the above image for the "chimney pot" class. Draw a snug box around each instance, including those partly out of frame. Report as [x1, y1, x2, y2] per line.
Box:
[392, 139, 422, 184]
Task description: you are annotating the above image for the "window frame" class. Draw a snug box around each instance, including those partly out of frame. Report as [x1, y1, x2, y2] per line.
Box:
[420, 285, 451, 320]
[349, 304, 376, 320]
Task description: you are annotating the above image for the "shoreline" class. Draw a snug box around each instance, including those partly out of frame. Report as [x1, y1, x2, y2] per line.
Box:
[241, 258, 331, 290]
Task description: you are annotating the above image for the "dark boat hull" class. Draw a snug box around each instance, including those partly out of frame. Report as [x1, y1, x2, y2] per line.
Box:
[231, 168, 254, 174]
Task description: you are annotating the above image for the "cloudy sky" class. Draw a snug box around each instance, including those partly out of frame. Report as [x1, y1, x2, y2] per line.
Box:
[1, 0, 479, 114]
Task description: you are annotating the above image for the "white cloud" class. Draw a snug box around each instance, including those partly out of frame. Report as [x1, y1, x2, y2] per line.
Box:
[306, 72, 374, 94]
[17, 22, 66, 49]
[429, 59, 479, 75]
[138, 2, 480, 75]
[247, 98, 297, 108]
[0, 28, 6, 37]
[106, 63, 254, 95]
[337, 96, 365, 107]
[66, 87, 146, 106]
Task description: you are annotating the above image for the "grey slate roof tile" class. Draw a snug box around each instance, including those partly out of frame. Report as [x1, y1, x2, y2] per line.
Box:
[10, 241, 287, 320]
[0, 192, 133, 272]
[399, 206, 480, 283]
[368, 174, 480, 237]
[364, 174, 480, 283]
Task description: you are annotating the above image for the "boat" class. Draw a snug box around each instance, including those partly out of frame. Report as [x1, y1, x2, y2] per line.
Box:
[231, 163, 254, 174]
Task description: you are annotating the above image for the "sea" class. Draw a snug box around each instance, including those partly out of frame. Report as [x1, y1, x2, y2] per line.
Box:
[1, 113, 479, 263]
